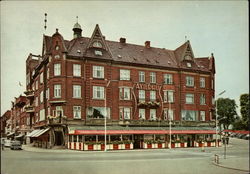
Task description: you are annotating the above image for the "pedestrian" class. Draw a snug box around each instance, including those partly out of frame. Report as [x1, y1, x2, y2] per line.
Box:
[1, 139, 5, 150]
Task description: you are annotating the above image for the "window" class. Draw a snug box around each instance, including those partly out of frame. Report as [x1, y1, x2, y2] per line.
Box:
[47, 68, 49, 79]
[200, 77, 205, 88]
[35, 97, 38, 107]
[93, 66, 104, 78]
[93, 86, 104, 99]
[73, 106, 81, 119]
[211, 79, 214, 89]
[150, 72, 156, 83]
[150, 91, 156, 101]
[40, 72, 43, 84]
[164, 74, 173, 84]
[35, 80, 38, 90]
[87, 107, 110, 119]
[139, 90, 145, 101]
[73, 64, 81, 76]
[40, 91, 43, 103]
[181, 110, 198, 121]
[200, 93, 206, 105]
[94, 50, 103, 56]
[139, 109, 145, 120]
[39, 109, 45, 121]
[54, 84, 61, 98]
[46, 88, 49, 99]
[200, 111, 205, 121]
[139, 71, 145, 82]
[120, 69, 130, 80]
[164, 90, 174, 102]
[164, 109, 174, 120]
[119, 108, 131, 120]
[54, 63, 61, 76]
[150, 109, 156, 120]
[54, 106, 63, 117]
[119, 87, 130, 100]
[186, 76, 194, 87]
[92, 41, 103, 48]
[186, 93, 194, 104]
[73, 85, 81, 98]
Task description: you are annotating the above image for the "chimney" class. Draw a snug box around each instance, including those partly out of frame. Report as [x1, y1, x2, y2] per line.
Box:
[120, 37, 126, 43]
[145, 41, 150, 48]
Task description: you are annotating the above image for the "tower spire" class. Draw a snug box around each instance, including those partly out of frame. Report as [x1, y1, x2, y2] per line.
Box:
[44, 13, 47, 33]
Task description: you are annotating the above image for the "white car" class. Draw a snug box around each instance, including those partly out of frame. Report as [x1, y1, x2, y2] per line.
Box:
[4, 139, 12, 147]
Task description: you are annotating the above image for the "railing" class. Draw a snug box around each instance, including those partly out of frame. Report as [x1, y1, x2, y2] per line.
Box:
[47, 115, 67, 125]
[25, 105, 34, 113]
[137, 100, 160, 108]
[24, 90, 34, 98]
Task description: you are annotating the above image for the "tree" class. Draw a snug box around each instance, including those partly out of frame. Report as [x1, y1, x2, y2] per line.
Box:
[217, 98, 238, 130]
[240, 93, 249, 130]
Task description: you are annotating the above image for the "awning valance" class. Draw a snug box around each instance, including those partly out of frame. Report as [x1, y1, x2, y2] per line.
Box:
[69, 129, 215, 135]
[7, 132, 15, 137]
[15, 134, 24, 139]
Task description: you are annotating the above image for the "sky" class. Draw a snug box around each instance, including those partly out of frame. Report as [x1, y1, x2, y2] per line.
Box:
[0, 1, 249, 115]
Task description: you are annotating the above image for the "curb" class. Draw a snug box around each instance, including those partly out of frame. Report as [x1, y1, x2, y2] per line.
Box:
[212, 161, 250, 172]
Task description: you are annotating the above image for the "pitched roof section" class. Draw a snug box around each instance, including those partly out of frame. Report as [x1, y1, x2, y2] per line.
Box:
[42, 29, 214, 73]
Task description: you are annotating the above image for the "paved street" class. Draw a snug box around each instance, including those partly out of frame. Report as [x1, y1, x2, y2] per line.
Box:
[1, 138, 249, 174]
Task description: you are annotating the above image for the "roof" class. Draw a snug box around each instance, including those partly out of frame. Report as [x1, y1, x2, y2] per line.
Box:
[42, 28, 214, 73]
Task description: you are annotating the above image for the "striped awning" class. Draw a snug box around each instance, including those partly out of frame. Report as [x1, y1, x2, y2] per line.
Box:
[26, 128, 50, 138]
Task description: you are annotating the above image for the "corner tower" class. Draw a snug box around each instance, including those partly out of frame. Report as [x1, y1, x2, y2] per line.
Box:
[72, 16, 82, 39]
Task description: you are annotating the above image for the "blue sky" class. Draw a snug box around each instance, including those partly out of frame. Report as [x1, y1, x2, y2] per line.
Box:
[1, 1, 248, 115]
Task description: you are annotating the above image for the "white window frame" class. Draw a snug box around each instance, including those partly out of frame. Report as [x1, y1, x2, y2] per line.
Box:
[186, 76, 194, 87]
[73, 85, 81, 98]
[150, 91, 156, 101]
[119, 107, 131, 120]
[200, 93, 206, 105]
[164, 74, 173, 84]
[119, 87, 131, 100]
[46, 88, 49, 99]
[120, 69, 130, 80]
[40, 72, 43, 84]
[53, 106, 63, 117]
[54, 84, 61, 98]
[164, 108, 174, 121]
[93, 66, 104, 78]
[200, 111, 205, 121]
[73, 106, 81, 119]
[54, 63, 61, 76]
[139, 90, 145, 101]
[47, 67, 49, 79]
[139, 109, 145, 120]
[40, 91, 43, 103]
[186, 93, 194, 104]
[39, 109, 45, 121]
[164, 90, 174, 102]
[93, 86, 104, 99]
[150, 72, 156, 83]
[200, 77, 205, 88]
[150, 109, 156, 120]
[139, 71, 145, 82]
[73, 64, 81, 77]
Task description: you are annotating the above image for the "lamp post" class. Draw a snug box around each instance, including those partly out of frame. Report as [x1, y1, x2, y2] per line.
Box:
[168, 95, 172, 149]
[104, 80, 111, 152]
[215, 90, 226, 147]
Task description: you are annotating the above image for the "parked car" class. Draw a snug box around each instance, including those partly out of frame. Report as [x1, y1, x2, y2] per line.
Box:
[244, 134, 250, 140]
[4, 139, 12, 147]
[10, 140, 22, 150]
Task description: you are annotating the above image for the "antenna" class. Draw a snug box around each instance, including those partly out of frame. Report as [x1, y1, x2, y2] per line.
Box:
[185, 36, 187, 42]
[76, 16, 78, 23]
[44, 13, 47, 32]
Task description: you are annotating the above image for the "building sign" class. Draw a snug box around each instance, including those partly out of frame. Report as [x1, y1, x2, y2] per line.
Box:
[135, 83, 161, 90]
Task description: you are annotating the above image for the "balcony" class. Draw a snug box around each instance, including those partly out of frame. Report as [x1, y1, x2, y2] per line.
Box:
[47, 115, 67, 125]
[25, 105, 34, 113]
[24, 90, 34, 98]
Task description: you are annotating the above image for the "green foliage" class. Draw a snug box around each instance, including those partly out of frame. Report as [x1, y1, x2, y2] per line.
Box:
[240, 94, 249, 130]
[217, 98, 238, 130]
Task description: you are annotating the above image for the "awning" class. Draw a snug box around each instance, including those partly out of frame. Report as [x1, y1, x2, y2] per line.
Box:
[32, 128, 50, 138]
[26, 128, 50, 138]
[15, 134, 24, 139]
[68, 126, 216, 135]
[7, 132, 15, 137]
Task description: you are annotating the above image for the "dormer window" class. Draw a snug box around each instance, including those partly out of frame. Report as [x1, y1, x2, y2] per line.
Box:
[92, 41, 103, 48]
[184, 55, 192, 60]
[187, 62, 192, 67]
[94, 50, 103, 56]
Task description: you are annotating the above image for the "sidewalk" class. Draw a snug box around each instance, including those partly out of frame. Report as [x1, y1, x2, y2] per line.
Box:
[212, 156, 250, 172]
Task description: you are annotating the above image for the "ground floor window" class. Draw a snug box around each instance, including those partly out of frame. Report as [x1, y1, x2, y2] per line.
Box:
[87, 107, 110, 119]
[181, 110, 198, 121]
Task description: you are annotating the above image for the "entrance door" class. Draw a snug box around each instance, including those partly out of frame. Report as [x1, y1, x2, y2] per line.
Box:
[54, 131, 63, 146]
[134, 134, 143, 149]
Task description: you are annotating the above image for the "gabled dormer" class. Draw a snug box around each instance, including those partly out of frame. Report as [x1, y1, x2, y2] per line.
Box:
[86, 24, 112, 58]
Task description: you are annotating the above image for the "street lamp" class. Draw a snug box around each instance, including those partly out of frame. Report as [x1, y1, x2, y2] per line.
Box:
[104, 80, 111, 152]
[215, 90, 226, 147]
